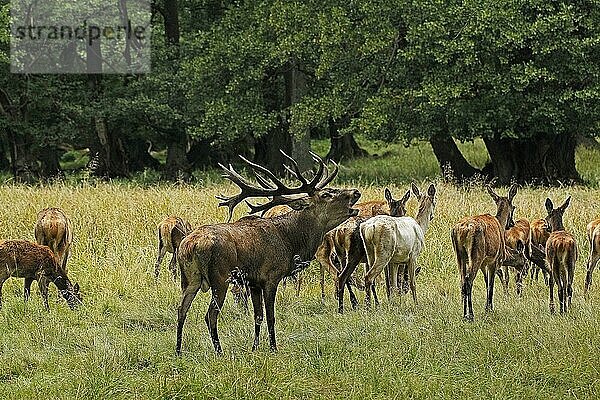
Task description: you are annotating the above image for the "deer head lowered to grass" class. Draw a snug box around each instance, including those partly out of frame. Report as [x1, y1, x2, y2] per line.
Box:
[176, 151, 361, 354]
[0, 240, 81, 311]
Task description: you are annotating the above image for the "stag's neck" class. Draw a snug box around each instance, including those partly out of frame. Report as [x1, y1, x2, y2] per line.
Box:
[272, 210, 331, 261]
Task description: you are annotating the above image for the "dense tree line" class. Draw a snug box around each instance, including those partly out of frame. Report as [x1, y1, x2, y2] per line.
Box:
[0, 0, 598, 183]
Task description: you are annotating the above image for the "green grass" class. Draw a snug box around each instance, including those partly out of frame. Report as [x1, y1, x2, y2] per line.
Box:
[0, 142, 599, 399]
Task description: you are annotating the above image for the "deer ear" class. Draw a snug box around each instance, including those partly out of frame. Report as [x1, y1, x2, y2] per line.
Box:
[427, 184, 436, 198]
[287, 197, 311, 211]
[411, 182, 420, 198]
[384, 188, 392, 202]
[560, 196, 571, 211]
[401, 189, 411, 203]
[508, 184, 518, 202]
[545, 198, 554, 213]
[486, 185, 500, 202]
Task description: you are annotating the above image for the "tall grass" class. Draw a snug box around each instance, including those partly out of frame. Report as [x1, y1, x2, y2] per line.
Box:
[0, 142, 599, 399]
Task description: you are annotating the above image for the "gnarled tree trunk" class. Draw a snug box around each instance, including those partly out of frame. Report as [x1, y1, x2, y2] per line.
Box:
[326, 117, 367, 162]
[483, 134, 580, 185]
[429, 135, 483, 182]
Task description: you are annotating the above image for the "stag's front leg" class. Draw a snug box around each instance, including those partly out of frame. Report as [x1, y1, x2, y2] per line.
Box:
[249, 285, 264, 351]
[175, 283, 201, 355]
[264, 283, 279, 352]
[205, 285, 228, 354]
[38, 276, 50, 311]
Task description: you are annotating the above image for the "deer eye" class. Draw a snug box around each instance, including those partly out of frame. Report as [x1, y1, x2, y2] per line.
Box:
[320, 192, 332, 199]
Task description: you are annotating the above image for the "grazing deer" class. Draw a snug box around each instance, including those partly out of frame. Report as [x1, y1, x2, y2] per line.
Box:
[0, 240, 81, 310]
[176, 152, 361, 354]
[34, 208, 73, 273]
[498, 218, 530, 296]
[544, 197, 576, 313]
[584, 218, 600, 294]
[451, 184, 517, 321]
[154, 216, 193, 280]
[360, 183, 436, 309]
[315, 188, 411, 311]
[529, 218, 550, 284]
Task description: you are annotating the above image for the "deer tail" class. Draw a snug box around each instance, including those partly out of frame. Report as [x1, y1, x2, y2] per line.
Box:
[177, 234, 212, 293]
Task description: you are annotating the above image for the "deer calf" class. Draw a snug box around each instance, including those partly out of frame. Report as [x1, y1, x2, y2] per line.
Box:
[35, 207, 73, 273]
[155, 216, 193, 280]
[452, 184, 517, 320]
[584, 218, 600, 294]
[544, 197, 576, 313]
[0, 240, 81, 310]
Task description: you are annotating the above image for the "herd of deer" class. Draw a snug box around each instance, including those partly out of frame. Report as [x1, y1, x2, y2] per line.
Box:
[1, 152, 600, 356]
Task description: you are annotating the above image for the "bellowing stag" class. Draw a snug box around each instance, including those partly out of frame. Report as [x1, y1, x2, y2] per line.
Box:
[35, 207, 73, 272]
[584, 218, 600, 294]
[360, 183, 436, 308]
[176, 152, 360, 354]
[451, 184, 517, 321]
[544, 197, 577, 313]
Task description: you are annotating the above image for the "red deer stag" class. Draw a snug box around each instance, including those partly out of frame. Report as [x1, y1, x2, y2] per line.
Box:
[360, 183, 436, 309]
[451, 184, 517, 321]
[315, 188, 411, 311]
[176, 152, 361, 354]
[544, 197, 576, 313]
[35, 207, 72, 272]
[584, 218, 600, 294]
[0, 240, 81, 310]
[154, 216, 193, 280]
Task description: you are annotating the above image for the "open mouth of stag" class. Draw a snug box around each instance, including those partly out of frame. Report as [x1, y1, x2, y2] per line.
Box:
[348, 193, 361, 216]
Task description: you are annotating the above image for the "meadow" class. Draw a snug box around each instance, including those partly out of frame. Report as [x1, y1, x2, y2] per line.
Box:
[1, 139, 600, 399]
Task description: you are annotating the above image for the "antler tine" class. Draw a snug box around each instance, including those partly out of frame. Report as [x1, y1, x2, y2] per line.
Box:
[279, 150, 309, 186]
[253, 170, 277, 190]
[238, 155, 293, 191]
[307, 151, 326, 187]
[247, 195, 304, 216]
[316, 159, 339, 189]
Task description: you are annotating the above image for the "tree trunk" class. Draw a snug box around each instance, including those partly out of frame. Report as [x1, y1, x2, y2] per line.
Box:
[285, 60, 312, 172]
[162, 0, 190, 180]
[483, 134, 581, 185]
[123, 138, 160, 172]
[429, 135, 483, 182]
[254, 121, 292, 175]
[326, 117, 367, 162]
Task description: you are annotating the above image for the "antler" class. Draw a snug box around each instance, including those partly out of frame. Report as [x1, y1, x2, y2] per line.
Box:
[217, 151, 334, 221]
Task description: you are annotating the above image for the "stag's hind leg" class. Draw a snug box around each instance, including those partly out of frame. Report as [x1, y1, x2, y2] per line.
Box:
[24, 277, 34, 301]
[264, 284, 279, 352]
[175, 283, 201, 355]
[249, 285, 264, 350]
[205, 284, 228, 354]
[585, 247, 599, 295]
[484, 265, 496, 312]
[407, 260, 418, 305]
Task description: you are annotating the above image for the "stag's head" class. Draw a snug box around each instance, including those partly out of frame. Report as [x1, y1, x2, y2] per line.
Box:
[217, 151, 361, 230]
[486, 183, 517, 230]
[385, 188, 411, 217]
[544, 196, 571, 232]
